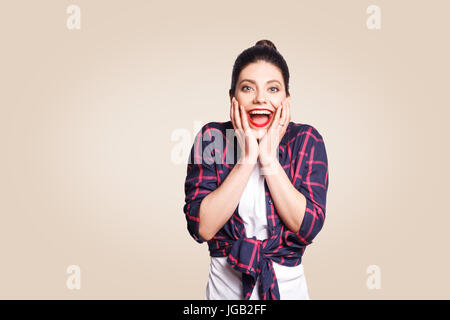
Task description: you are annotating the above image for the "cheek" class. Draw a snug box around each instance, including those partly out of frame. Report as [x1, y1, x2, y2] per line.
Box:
[270, 98, 283, 106]
[235, 92, 253, 103]
[236, 97, 250, 106]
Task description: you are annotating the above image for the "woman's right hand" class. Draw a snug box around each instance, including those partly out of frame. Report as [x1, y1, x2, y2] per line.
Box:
[230, 96, 259, 165]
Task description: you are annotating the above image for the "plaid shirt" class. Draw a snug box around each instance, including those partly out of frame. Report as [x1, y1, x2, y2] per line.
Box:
[183, 120, 329, 300]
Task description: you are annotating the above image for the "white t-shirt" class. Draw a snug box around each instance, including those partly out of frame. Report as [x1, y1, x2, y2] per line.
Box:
[205, 163, 310, 300]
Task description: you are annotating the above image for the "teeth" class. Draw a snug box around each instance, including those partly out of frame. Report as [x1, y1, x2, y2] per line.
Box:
[249, 110, 271, 115]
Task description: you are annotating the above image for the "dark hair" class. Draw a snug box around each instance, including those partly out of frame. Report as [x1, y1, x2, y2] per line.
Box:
[229, 39, 290, 97]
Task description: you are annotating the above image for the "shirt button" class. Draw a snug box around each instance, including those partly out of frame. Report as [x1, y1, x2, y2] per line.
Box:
[268, 199, 273, 204]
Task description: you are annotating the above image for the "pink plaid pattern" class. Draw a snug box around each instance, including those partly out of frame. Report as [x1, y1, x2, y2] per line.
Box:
[183, 121, 329, 300]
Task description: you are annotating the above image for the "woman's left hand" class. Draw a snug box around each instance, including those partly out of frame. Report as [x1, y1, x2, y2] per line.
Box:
[258, 98, 291, 168]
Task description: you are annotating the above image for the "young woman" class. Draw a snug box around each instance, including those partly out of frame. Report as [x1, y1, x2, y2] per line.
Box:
[183, 40, 329, 300]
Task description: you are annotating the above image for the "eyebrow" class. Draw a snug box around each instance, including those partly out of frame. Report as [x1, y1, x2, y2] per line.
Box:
[239, 79, 282, 86]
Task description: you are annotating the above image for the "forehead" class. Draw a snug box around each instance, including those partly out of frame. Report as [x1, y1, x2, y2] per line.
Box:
[238, 61, 283, 82]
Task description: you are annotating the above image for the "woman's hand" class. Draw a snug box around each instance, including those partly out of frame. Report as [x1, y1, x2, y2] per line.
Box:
[258, 98, 291, 169]
[230, 97, 259, 165]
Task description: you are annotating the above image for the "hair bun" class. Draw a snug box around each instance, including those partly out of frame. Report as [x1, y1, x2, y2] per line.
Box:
[255, 39, 277, 51]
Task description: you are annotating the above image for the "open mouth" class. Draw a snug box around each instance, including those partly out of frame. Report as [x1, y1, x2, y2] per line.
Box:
[247, 108, 273, 127]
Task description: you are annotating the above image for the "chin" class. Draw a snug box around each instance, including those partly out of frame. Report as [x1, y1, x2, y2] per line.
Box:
[254, 128, 267, 140]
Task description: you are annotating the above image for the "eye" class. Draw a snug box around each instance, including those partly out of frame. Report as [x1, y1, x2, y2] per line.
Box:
[269, 87, 279, 92]
[242, 85, 252, 91]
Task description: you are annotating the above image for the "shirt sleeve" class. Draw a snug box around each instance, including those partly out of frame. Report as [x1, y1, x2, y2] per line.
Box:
[292, 126, 329, 246]
[183, 124, 218, 244]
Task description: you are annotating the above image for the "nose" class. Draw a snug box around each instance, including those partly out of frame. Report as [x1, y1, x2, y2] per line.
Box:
[254, 90, 267, 104]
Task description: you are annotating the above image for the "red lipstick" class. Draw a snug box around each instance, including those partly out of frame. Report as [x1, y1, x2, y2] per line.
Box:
[247, 108, 273, 127]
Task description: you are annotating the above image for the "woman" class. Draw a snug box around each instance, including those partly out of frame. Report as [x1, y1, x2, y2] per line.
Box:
[183, 40, 329, 300]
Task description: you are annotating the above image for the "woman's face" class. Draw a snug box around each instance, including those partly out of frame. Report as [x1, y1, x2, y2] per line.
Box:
[231, 60, 290, 139]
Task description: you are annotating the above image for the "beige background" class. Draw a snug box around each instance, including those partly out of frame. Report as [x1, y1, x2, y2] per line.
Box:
[1, 0, 449, 299]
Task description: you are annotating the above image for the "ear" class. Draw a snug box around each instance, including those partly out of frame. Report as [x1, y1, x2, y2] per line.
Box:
[229, 92, 234, 104]
[229, 89, 235, 103]
[285, 95, 291, 105]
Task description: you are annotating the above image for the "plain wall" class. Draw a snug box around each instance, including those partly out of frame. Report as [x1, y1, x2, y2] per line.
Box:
[0, 0, 449, 299]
